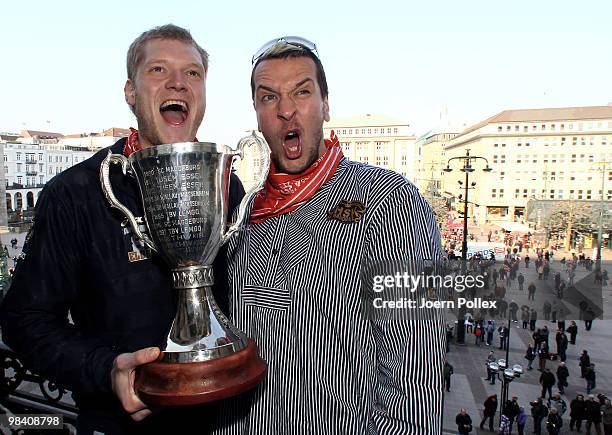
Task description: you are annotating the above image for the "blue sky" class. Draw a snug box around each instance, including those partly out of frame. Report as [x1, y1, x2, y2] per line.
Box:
[2, 0, 611, 144]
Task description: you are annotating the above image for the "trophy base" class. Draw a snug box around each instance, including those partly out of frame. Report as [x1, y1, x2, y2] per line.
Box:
[135, 339, 266, 406]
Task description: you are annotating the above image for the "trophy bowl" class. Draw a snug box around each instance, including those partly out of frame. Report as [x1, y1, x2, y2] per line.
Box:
[100, 133, 269, 405]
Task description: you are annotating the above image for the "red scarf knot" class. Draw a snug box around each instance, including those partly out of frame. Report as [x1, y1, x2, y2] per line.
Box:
[250, 130, 343, 224]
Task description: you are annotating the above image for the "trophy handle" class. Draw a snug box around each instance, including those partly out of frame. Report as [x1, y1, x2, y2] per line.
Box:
[221, 131, 270, 245]
[99, 151, 158, 252]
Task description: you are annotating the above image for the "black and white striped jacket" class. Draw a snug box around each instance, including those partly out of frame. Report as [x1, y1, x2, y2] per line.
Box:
[215, 158, 446, 434]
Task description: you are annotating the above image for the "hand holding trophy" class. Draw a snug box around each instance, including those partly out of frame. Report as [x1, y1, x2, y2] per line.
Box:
[100, 132, 269, 406]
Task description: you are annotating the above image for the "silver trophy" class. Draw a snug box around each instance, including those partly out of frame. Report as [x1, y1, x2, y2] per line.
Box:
[100, 132, 269, 406]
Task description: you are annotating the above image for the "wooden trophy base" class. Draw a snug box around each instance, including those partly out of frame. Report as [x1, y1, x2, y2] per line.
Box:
[135, 339, 266, 406]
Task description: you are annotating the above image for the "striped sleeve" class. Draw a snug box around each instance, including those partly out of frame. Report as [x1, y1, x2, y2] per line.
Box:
[364, 183, 446, 434]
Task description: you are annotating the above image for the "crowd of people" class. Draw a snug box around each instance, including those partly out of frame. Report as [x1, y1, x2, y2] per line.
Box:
[447, 233, 610, 434]
[455, 392, 612, 435]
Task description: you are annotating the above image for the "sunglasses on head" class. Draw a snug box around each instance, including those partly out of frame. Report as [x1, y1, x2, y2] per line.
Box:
[251, 36, 319, 65]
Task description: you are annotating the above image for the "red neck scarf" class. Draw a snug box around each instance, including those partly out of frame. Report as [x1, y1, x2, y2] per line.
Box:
[250, 130, 344, 224]
[124, 128, 143, 157]
[124, 128, 198, 156]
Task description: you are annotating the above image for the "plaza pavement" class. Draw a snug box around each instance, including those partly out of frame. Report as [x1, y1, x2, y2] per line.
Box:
[443, 253, 612, 434]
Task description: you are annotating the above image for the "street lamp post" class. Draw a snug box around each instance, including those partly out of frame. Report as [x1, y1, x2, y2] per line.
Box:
[487, 355, 523, 418]
[592, 161, 612, 271]
[444, 149, 493, 267]
[444, 149, 492, 344]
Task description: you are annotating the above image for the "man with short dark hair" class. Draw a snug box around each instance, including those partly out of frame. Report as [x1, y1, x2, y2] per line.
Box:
[443, 359, 454, 392]
[570, 394, 587, 432]
[480, 394, 498, 431]
[540, 368, 556, 399]
[531, 397, 549, 435]
[556, 362, 569, 394]
[0, 24, 244, 434]
[585, 394, 603, 435]
[215, 36, 445, 433]
[456, 408, 473, 435]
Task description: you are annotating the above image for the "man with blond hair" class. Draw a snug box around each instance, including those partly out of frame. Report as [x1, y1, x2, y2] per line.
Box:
[1, 24, 243, 434]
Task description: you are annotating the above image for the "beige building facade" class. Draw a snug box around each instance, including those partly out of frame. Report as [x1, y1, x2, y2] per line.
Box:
[235, 114, 416, 191]
[442, 106, 612, 225]
[414, 130, 459, 195]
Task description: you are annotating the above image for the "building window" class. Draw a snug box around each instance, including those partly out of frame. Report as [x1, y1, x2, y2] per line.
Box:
[498, 126, 502, 132]
[500, 171, 505, 180]
[500, 155, 506, 164]
[492, 189, 497, 198]
[16, 153, 21, 161]
[393, 128, 398, 134]
[499, 189, 504, 198]
[586, 190, 592, 200]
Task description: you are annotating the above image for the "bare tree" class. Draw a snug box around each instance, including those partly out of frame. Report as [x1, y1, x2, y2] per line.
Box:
[423, 183, 450, 229]
[545, 202, 595, 248]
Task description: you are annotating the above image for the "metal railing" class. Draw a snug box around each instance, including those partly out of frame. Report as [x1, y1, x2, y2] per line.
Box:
[0, 341, 77, 425]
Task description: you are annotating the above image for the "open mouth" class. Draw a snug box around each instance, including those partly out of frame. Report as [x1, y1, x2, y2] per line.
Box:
[160, 100, 189, 126]
[283, 129, 301, 159]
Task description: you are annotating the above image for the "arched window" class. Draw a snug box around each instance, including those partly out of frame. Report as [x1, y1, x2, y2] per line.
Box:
[26, 191, 35, 209]
[6, 193, 12, 211]
[15, 192, 23, 211]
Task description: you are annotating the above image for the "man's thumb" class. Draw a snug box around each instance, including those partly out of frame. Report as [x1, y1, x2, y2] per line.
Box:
[134, 347, 161, 365]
